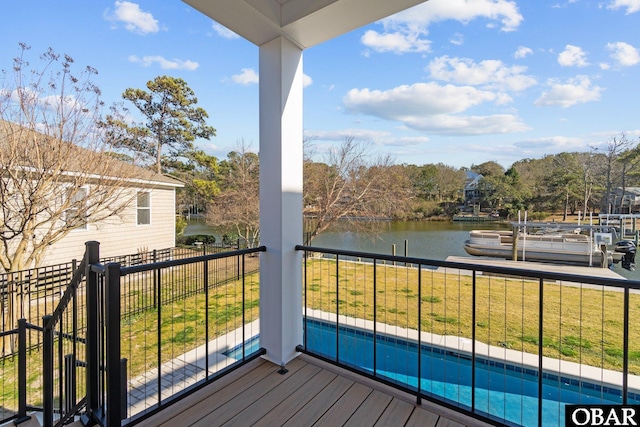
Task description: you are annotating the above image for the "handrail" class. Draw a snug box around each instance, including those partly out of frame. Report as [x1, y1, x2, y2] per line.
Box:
[120, 245, 266, 276]
[295, 244, 640, 289]
[44, 257, 87, 330]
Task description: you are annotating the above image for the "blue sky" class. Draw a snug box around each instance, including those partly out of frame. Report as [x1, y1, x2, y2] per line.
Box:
[2, 0, 640, 168]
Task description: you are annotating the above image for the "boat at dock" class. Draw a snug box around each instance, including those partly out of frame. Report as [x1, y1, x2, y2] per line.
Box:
[463, 222, 635, 269]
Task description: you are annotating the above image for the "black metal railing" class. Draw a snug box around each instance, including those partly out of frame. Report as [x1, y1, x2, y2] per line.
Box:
[0, 243, 91, 427]
[93, 244, 266, 426]
[1, 242, 265, 427]
[1, 260, 79, 358]
[0, 245, 234, 360]
[296, 245, 640, 427]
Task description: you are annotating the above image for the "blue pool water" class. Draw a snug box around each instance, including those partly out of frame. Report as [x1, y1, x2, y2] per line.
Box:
[224, 335, 260, 360]
[225, 320, 638, 427]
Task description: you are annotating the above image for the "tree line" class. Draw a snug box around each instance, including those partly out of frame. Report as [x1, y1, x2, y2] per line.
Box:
[169, 133, 640, 245]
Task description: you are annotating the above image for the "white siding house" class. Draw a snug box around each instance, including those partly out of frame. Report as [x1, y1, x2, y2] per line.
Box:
[0, 119, 183, 270]
[42, 177, 183, 266]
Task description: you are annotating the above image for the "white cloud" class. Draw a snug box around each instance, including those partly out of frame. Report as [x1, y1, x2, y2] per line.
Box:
[557, 45, 589, 67]
[608, 0, 640, 13]
[7, 88, 89, 119]
[400, 114, 528, 135]
[232, 68, 259, 85]
[362, 0, 522, 54]
[105, 1, 159, 35]
[514, 46, 533, 59]
[304, 130, 431, 157]
[450, 33, 464, 46]
[342, 82, 528, 135]
[427, 56, 537, 92]
[534, 76, 602, 108]
[514, 136, 586, 151]
[360, 30, 431, 54]
[306, 129, 396, 142]
[128, 55, 199, 70]
[212, 22, 239, 39]
[303, 74, 313, 88]
[385, 0, 523, 32]
[344, 83, 499, 116]
[606, 41, 640, 66]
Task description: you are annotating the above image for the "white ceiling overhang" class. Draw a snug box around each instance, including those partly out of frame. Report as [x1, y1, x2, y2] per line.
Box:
[183, 0, 427, 49]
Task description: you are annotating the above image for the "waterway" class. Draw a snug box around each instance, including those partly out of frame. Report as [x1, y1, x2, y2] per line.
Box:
[185, 220, 639, 281]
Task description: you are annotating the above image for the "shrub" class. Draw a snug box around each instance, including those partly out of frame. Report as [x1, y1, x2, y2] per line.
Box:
[184, 234, 216, 245]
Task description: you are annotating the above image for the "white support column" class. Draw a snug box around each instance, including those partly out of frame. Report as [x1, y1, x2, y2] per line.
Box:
[258, 36, 303, 366]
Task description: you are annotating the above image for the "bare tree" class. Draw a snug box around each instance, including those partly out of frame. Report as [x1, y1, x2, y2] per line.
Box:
[0, 44, 143, 271]
[591, 133, 636, 213]
[303, 137, 411, 242]
[206, 141, 260, 247]
[0, 45, 145, 351]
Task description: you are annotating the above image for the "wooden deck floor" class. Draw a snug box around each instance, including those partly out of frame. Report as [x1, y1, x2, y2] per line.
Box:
[134, 354, 492, 427]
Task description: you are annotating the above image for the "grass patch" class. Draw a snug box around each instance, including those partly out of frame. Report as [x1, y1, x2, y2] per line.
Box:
[432, 314, 458, 325]
[563, 336, 592, 350]
[385, 308, 406, 315]
[171, 326, 195, 344]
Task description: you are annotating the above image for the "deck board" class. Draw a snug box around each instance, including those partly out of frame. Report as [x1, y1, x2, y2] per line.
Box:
[404, 406, 440, 427]
[343, 390, 392, 426]
[251, 368, 338, 427]
[134, 354, 493, 427]
[312, 382, 372, 426]
[281, 375, 355, 426]
[374, 399, 416, 426]
[191, 358, 308, 427]
[221, 363, 322, 427]
[435, 418, 467, 427]
[138, 358, 289, 427]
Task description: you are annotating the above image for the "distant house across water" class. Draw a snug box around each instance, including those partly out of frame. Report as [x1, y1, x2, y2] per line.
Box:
[463, 170, 484, 209]
[609, 187, 640, 214]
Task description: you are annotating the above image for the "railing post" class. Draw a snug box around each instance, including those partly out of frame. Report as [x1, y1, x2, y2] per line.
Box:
[72, 258, 78, 366]
[16, 318, 29, 423]
[623, 287, 630, 405]
[43, 315, 54, 427]
[64, 354, 77, 415]
[105, 263, 122, 427]
[85, 241, 100, 418]
[538, 277, 544, 427]
[121, 358, 128, 420]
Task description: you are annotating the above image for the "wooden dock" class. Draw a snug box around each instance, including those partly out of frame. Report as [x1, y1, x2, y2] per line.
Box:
[444, 256, 626, 280]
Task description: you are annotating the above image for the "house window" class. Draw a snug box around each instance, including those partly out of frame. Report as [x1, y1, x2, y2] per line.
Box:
[137, 191, 151, 225]
[66, 187, 88, 230]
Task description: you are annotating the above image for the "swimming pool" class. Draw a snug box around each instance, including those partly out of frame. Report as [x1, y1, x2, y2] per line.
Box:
[225, 319, 639, 427]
